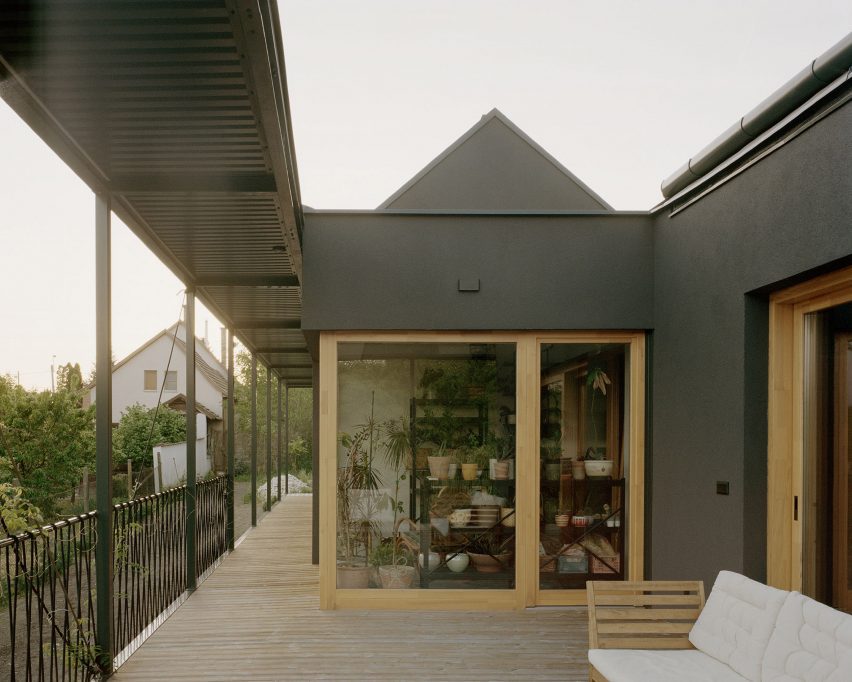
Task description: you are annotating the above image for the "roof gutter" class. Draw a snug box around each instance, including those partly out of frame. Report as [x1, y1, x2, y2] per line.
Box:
[661, 31, 852, 199]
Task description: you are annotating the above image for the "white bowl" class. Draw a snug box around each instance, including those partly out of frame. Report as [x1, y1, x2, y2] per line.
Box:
[584, 460, 614, 477]
[418, 551, 441, 569]
[446, 552, 469, 573]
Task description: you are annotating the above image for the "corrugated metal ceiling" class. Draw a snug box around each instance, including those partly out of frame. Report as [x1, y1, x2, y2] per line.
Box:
[0, 0, 310, 386]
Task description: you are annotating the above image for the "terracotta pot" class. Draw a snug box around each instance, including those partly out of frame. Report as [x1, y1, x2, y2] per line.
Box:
[461, 463, 478, 480]
[378, 564, 416, 589]
[467, 552, 513, 573]
[428, 455, 451, 479]
[494, 461, 510, 479]
[336, 563, 370, 589]
[571, 460, 586, 480]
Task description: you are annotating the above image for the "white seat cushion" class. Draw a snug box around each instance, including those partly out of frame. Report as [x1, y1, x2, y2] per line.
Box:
[589, 649, 748, 682]
[689, 570, 788, 681]
[761, 591, 852, 681]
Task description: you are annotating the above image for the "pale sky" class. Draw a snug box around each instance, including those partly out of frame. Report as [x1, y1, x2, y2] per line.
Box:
[1, 1, 850, 389]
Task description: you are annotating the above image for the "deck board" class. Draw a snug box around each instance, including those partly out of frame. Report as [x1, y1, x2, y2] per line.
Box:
[114, 495, 589, 681]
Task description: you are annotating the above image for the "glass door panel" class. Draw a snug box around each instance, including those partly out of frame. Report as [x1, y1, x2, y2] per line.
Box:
[538, 343, 628, 590]
[336, 342, 517, 590]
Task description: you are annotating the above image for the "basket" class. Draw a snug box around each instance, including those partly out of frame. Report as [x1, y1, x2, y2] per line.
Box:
[591, 554, 620, 574]
[539, 554, 556, 573]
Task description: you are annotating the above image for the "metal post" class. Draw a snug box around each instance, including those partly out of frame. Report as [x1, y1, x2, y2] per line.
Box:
[276, 377, 282, 501]
[284, 384, 290, 495]
[266, 368, 272, 512]
[94, 192, 113, 675]
[251, 353, 257, 527]
[226, 329, 235, 551]
[186, 287, 197, 591]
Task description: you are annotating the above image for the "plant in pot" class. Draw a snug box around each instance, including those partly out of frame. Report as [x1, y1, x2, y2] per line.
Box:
[493, 438, 513, 480]
[373, 418, 417, 589]
[466, 534, 513, 573]
[336, 414, 383, 588]
[459, 443, 489, 481]
[584, 367, 614, 478]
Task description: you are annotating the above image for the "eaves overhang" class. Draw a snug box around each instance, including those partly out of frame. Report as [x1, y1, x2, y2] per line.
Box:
[0, 0, 310, 381]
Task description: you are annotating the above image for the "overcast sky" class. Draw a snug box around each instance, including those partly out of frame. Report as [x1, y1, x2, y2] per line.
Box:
[1, 1, 849, 389]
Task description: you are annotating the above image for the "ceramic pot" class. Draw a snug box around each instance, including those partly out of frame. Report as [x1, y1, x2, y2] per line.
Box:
[467, 552, 512, 573]
[584, 460, 614, 478]
[447, 462, 458, 479]
[418, 551, 441, 570]
[378, 565, 416, 589]
[336, 564, 370, 589]
[446, 552, 469, 573]
[494, 461, 510, 479]
[500, 507, 515, 527]
[571, 460, 586, 480]
[461, 463, 478, 480]
[428, 455, 451, 479]
[555, 513, 571, 528]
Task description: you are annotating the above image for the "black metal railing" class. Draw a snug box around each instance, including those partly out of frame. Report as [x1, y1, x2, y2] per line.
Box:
[2, 474, 229, 681]
[1, 513, 99, 681]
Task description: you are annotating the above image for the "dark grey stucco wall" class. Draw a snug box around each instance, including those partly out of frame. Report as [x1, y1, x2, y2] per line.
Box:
[302, 213, 654, 331]
[651, 102, 852, 587]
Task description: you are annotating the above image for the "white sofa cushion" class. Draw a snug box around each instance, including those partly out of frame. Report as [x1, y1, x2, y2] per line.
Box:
[761, 591, 852, 681]
[689, 570, 788, 681]
[589, 649, 748, 682]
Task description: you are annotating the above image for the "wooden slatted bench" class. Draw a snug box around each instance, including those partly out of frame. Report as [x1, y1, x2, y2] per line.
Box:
[586, 580, 706, 682]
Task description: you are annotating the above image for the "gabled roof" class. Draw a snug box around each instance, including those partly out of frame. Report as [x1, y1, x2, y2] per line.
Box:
[379, 108, 613, 211]
[109, 324, 228, 397]
[162, 394, 221, 422]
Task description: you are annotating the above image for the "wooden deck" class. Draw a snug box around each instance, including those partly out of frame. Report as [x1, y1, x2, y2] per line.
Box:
[113, 495, 590, 681]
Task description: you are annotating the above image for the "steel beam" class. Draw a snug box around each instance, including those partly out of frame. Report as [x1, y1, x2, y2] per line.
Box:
[277, 377, 282, 501]
[226, 328, 235, 551]
[94, 193, 114, 675]
[266, 367, 272, 511]
[111, 171, 276, 194]
[185, 288, 197, 591]
[195, 275, 299, 287]
[253, 346, 309, 354]
[233, 319, 301, 330]
[251, 353, 257, 527]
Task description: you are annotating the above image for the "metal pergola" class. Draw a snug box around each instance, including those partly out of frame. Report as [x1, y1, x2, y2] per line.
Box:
[1, 1, 310, 672]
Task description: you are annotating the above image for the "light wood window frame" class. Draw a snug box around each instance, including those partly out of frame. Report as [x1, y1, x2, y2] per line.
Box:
[767, 265, 852, 591]
[319, 331, 645, 611]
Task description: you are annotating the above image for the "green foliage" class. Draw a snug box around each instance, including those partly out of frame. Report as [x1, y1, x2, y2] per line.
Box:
[0, 376, 95, 517]
[0, 483, 44, 534]
[112, 404, 186, 469]
[287, 437, 312, 474]
[233, 350, 313, 474]
[56, 362, 84, 394]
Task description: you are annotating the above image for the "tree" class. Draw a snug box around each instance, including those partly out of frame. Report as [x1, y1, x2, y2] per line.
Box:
[0, 376, 95, 517]
[56, 362, 84, 393]
[112, 404, 186, 469]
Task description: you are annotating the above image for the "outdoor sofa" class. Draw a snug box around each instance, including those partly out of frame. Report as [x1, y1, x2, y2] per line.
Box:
[587, 570, 852, 681]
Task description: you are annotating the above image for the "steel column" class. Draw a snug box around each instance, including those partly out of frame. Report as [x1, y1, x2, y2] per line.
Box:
[266, 368, 272, 512]
[94, 193, 114, 675]
[251, 353, 257, 527]
[284, 383, 290, 495]
[226, 329, 235, 551]
[185, 288, 197, 591]
[276, 377, 282, 500]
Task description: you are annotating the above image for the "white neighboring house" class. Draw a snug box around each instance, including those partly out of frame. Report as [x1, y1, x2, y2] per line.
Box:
[86, 322, 228, 473]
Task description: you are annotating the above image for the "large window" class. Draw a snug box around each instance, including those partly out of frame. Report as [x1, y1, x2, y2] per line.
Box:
[336, 342, 517, 590]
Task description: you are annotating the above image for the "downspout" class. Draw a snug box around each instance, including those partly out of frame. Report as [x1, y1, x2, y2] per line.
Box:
[661, 32, 852, 199]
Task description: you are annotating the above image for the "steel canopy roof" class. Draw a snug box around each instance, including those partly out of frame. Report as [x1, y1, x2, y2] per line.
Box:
[0, 0, 311, 386]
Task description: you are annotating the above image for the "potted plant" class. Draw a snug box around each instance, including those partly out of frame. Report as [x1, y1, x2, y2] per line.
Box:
[459, 443, 488, 480]
[369, 540, 416, 589]
[583, 366, 614, 477]
[336, 413, 383, 589]
[466, 534, 513, 573]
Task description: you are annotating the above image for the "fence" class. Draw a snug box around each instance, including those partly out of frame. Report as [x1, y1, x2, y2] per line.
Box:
[2, 474, 229, 681]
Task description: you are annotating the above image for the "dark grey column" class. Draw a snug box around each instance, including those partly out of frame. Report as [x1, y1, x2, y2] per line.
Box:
[94, 193, 114, 675]
[251, 353, 257, 527]
[277, 377, 282, 499]
[284, 383, 290, 495]
[312, 358, 319, 565]
[185, 288, 197, 591]
[226, 329, 235, 551]
[266, 368, 272, 512]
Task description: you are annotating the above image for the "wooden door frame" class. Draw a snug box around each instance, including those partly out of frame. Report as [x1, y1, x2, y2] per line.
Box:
[318, 331, 645, 610]
[834, 333, 851, 611]
[767, 265, 852, 591]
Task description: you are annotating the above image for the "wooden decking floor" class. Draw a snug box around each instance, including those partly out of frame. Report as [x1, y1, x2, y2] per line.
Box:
[113, 495, 589, 681]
